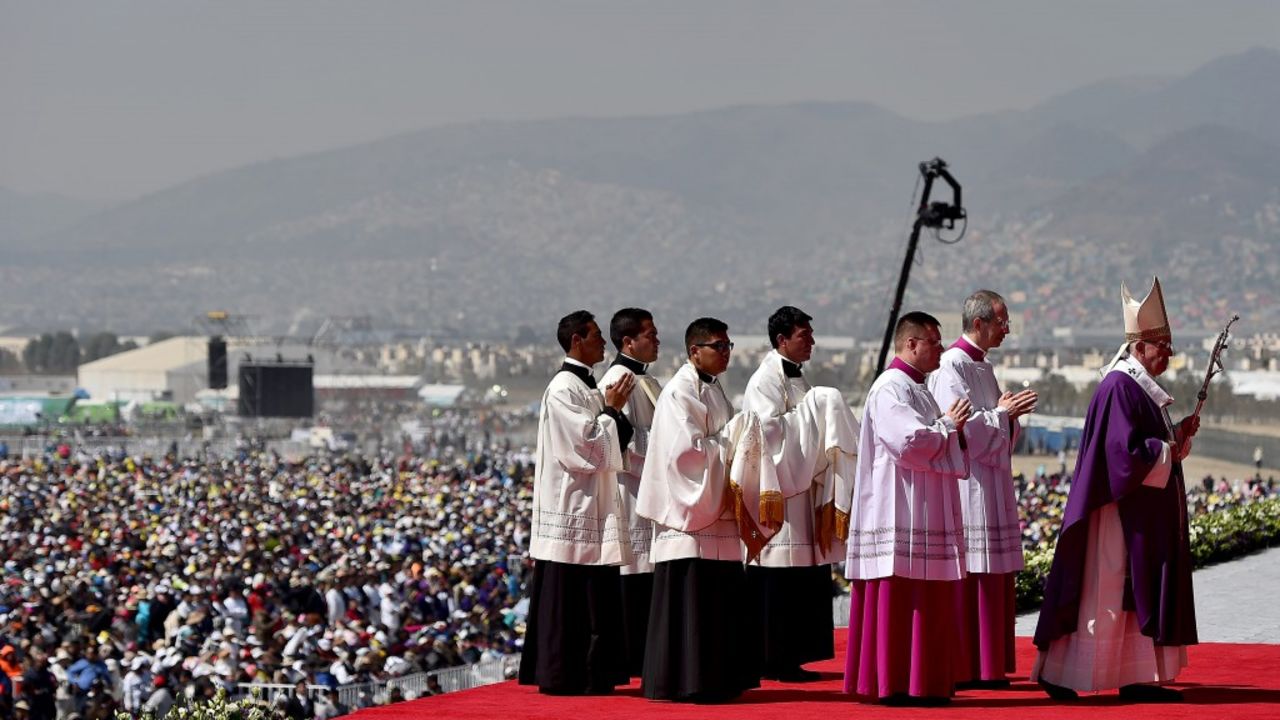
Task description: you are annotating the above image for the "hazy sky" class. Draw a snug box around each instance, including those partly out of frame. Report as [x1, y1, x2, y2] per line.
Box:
[3, 0, 1278, 202]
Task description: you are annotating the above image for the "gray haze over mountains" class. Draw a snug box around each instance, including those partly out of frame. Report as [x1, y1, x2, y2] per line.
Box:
[3, 47, 1278, 342]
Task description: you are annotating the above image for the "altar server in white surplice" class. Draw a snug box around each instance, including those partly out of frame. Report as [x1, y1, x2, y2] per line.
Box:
[929, 290, 1038, 689]
[637, 317, 761, 703]
[519, 310, 636, 696]
[598, 307, 663, 677]
[843, 311, 972, 707]
[742, 305, 852, 682]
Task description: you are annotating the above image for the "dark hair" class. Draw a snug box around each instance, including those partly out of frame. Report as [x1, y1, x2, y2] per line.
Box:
[962, 290, 1005, 333]
[767, 306, 813, 348]
[894, 311, 940, 351]
[685, 317, 729, 356]
[609, 308, 653, 350]
[556, 310, 595, 352]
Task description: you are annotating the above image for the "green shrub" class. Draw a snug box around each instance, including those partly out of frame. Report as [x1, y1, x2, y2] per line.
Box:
[1015, 497, 1280, 613]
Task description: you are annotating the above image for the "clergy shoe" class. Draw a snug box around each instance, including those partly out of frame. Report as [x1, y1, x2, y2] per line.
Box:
[1119, 684, 1183, 703]
[772, 667, 823, 683]
[956, 678, 1012, 690]
[1037, 677, 1079, 701]
[881, 693, 950, 707]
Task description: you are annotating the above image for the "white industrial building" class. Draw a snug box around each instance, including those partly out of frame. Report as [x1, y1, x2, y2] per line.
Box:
[77, 336, 209, 404]
[77, 336, 358, 405]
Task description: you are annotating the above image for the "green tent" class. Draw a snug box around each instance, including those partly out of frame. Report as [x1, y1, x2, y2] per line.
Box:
[66, 401, 124, 424]
[136, 400, 181, 420]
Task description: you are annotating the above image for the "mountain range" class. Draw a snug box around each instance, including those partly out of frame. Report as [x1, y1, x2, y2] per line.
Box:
[3, 46, 1278, 342]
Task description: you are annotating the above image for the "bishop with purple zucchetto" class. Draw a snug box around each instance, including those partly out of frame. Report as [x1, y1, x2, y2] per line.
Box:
[929, 290, 1038, 689]
[842, 311, 973, 707]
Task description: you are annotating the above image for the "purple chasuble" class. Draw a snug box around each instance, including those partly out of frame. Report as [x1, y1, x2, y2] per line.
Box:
[1033, 371, 1197, 649]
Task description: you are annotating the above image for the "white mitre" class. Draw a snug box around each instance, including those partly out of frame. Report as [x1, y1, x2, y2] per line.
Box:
[1122, 276, 1171, 342]
[1103, 276, 1172, 373]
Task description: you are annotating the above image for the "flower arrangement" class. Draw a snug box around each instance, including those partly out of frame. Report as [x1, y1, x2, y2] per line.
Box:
[1015, 497, 1280, 612]
[117, 689, 288, 720]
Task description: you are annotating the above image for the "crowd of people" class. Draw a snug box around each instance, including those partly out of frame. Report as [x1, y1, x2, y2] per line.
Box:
[1017, 469, 1278, 552]
[0, 403, 1271, 717]
[1187, 473, 1278, 514]
[0, 428, 536, 720]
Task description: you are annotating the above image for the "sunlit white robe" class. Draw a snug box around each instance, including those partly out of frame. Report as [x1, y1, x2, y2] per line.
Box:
[928, 342, 1024, 574]
[845, 364, 969, 581]
[529, 368, 630, 566]
[640, 361, 791, 564]
[600, 361, 661, 575]
[743, 350, 858, 566]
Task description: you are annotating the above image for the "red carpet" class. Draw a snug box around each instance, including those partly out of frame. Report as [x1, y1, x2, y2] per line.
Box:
[353, 635, 1280, 719]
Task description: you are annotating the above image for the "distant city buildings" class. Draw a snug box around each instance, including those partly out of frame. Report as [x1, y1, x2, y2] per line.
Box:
[0, 324, 1269, 413]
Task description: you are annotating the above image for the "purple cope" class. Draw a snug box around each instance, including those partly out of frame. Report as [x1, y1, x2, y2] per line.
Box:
[1033, 371, 1198, 649]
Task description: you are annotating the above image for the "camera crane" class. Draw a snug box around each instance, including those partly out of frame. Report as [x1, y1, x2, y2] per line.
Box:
[875, 158, 968, 376]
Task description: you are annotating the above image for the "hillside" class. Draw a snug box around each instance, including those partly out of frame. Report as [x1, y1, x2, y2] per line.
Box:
[5, 47, 1278, 340]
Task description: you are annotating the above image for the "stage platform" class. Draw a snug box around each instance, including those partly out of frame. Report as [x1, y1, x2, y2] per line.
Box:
[351, 634, 1280, 719]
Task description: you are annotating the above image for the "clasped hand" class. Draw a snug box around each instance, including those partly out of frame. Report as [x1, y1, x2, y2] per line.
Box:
[946, 398, 973, 433]
[998, 389, 1039, 419]
[603, 373, 635, 411]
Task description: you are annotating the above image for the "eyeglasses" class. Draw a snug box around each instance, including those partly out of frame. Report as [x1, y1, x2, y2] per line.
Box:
[977, 316, 1010, 330]
[694, 341, 734, 353]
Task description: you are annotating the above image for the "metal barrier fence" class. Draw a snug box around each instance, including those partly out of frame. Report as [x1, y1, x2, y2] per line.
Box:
[234, 654, 520, 709]
[234, 603, 847, 710]
[5, 434, 219, 460]
[4, 435, 327, 462]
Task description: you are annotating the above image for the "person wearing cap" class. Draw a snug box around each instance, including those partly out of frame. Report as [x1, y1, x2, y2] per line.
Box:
[46, 648, 75, 719]
[520, 311, 634, 696]
[928, 291, 1038, 688]
[597, 308, 662, 677]
[121, 655, 153, 713]
[1032, 277, 1199, 703]
[0, 645, 23, 697]
[141, 675, 173, 720]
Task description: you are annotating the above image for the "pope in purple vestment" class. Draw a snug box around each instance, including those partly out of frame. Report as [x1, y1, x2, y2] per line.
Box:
[1033, 369, 1197, 650]
[1032, 276, 1198, 703]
